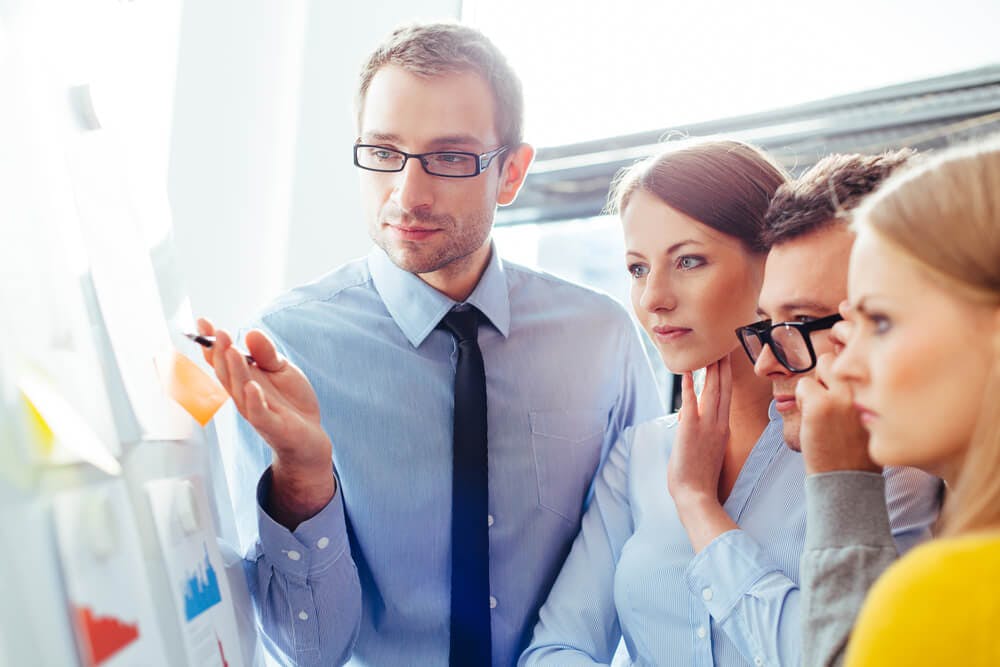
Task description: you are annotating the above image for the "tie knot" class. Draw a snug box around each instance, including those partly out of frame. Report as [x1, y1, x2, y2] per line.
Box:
[439, 307, 481, 343]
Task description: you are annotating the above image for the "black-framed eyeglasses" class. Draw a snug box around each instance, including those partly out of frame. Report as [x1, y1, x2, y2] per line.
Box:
[735, 314, 843, 373]
[353, 143, 509, 178]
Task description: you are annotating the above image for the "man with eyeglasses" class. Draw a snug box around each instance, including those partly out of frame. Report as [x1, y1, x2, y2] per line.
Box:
[197, 22, 661, 667]
[743, 151, 942, 666]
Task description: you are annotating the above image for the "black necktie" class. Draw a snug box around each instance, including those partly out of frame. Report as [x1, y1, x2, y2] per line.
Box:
[439, 307, 491, 666]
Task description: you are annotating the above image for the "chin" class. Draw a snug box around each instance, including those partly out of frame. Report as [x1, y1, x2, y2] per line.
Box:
[657, 345, 725, 375]
[782, 425, 801, 451]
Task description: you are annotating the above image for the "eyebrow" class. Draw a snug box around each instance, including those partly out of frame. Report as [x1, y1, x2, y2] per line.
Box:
[756, 300, 832, 319]
[625, 240, 702, 262]
[361, 132, 484, 150]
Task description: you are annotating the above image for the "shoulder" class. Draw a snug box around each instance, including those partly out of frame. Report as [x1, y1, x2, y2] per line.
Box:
[502, 258, 632, 324]
[848, 533, 1000, 664]
[872, 533, 1000, 597]
[255, 257, 373, 330]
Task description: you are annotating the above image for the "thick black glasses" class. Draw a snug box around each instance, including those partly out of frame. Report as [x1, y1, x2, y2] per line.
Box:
[735, 314, 843, 373]
[353, 144, 508, 178]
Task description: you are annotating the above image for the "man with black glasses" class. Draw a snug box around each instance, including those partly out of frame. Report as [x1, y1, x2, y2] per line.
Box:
[198, 22, 661, 667]
[742, 151, 942, 667]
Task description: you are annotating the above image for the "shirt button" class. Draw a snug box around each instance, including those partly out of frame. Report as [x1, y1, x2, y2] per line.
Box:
[487, 515, 494, 527]
[696, 625, 707, 639]
[489, 596, 497, 609]
[754, 657, 764, 666]
[286, 550, 301, 561]
[298, 611, 309, 621]
[316, 537, 330, 550]
[701, 587, 713, 601]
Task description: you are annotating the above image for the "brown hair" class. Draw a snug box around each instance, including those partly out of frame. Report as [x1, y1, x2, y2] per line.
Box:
[609, 139, 788, 253]
[762, 149, 914, 248]
[854, 137, 1000, 536]
[355, 22, 524, 148]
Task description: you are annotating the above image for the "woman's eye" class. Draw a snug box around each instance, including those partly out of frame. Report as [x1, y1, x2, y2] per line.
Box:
[676, 255, 705, 270]
[628, 264, 649, 279]
[871, 314, 892, 334]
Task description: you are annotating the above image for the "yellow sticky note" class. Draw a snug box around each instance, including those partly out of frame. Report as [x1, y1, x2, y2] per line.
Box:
[21, 391, 55, 457]
[158, 348, 229, 426]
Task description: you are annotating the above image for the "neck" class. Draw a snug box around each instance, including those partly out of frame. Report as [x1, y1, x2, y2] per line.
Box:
[716, 348, 773, 503]
[725, 347, 773, 460]
[419, 242, 492, 302]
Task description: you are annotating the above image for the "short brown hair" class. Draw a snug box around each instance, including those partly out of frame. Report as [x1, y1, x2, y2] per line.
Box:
[355, 22, 524, 148]
[761, 149, 914, 248]
[609, 139, 788, 253]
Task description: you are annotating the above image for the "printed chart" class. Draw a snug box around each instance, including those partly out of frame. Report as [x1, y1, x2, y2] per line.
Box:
[147, 477, 244, 667]
[52, 482, 167, 666]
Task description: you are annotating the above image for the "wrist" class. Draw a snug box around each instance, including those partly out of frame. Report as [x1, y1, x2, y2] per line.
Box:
[672, 489, 721, 517]
[269, 460, 337, 529]
[803, 454, 882, 475]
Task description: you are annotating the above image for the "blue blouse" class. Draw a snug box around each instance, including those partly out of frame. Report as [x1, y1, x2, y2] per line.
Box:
[520, 405, 940, 666]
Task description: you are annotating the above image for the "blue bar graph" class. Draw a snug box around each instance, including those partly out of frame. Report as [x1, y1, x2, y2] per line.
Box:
[183, 545, 222, 621]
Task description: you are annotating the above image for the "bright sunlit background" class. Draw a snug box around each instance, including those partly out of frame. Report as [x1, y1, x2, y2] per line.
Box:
[464, 0, 1000, 148]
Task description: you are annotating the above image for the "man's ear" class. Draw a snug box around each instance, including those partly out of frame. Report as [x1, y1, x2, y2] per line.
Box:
[496, 143, 535, 207]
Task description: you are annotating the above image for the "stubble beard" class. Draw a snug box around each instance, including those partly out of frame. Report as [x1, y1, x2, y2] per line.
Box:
[372, 204, 493, 276]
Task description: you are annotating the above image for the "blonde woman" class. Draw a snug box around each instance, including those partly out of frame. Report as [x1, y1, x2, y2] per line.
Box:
[832, 138, 1000, 665]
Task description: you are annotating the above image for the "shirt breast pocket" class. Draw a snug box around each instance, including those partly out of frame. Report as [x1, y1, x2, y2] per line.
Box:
[530, 409, 609, 523]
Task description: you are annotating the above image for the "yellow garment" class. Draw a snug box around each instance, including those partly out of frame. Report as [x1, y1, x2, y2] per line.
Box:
[845, 531, 1000, 667]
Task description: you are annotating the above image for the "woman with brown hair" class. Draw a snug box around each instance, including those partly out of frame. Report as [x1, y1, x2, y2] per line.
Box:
[832, 138, 1000, 666]
[520, 139, 810, 665]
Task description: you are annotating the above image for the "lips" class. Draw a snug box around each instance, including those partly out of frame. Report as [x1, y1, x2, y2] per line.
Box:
[853, 402, 879, 426]
[387, 223, 439, 241]
[773, 393, 797, 413]
[651, 325, 692, 342]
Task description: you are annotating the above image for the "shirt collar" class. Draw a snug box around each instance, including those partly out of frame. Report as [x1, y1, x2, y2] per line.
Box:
[368, 243, 511, 348]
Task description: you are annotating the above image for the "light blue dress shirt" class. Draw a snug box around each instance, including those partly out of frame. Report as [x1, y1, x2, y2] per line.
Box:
[520, 407, 941, 666]
[226, 245, 663, 666]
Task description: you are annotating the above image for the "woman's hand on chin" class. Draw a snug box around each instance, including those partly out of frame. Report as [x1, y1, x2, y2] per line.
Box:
[668, 357, 739, 552]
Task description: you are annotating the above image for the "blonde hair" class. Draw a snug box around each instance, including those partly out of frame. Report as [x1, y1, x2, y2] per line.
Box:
[854, 137, 1000, 536]
[355, 22, 524, 148]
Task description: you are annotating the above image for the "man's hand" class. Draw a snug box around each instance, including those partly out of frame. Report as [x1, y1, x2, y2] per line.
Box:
[795, 350, 879, 476]
[197, 318, 335, 528]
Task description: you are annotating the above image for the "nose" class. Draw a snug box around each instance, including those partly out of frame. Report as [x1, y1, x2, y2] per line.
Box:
[391, 157, 435, 212]
[753, 342, 791, 379]
[637, 271, 677, 314]
[831, 331, 867, 386]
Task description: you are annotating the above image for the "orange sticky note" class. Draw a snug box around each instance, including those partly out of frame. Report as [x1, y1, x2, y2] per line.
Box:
[158, 349, 229, 426]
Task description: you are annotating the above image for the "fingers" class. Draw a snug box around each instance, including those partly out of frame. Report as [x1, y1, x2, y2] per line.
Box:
[210, 328, 234, 395]
[830, 320, 852, 353]
[679, 372, 697, 423]
[702, 362, 720, 417]
[815, 352, 853, 403]
[795, 375, 820, 412]
[196, 317, 216, 364]
[243, 380, 282, 437]
[225, 345, 253, 416]
[717, 356, 733, 423]
[245, 329, 286, 373]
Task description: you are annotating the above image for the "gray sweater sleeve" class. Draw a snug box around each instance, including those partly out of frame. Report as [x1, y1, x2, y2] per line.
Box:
[800, 472, 897, 667]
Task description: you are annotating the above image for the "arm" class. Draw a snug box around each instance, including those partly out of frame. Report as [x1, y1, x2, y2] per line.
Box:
[248, 465, 362, 666]
[799, 472, 897, 667]
[519, 428, 637, 666]
[795, 343, 940, 667]
[201, 318, 362, 665]
[683, 530, 802, 666]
